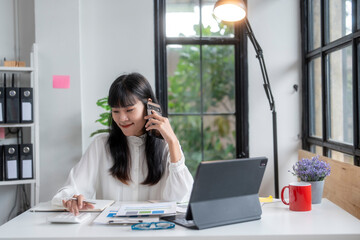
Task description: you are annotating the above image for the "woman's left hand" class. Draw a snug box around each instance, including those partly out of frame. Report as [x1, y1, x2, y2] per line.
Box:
[144, 110, 177, 145]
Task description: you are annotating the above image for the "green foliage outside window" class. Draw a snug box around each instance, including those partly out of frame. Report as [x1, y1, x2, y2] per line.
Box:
[167, 23, 236, 175]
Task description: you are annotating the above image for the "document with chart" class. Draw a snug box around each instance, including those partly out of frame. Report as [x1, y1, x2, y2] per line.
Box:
[115, 202, 176, 216]
[93, 201, 175, 225]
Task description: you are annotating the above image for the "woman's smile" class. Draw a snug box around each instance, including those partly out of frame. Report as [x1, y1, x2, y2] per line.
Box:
[120, 123, 133, 128]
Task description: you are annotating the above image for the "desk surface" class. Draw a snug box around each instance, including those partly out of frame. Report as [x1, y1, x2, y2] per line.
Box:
[0, 199, 359, 240]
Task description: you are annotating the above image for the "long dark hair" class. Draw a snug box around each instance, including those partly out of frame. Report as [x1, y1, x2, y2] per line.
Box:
[107, 73, 166, 185]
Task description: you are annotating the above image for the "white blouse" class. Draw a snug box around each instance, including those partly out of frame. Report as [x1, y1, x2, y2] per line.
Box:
[52, 134, 194, 206]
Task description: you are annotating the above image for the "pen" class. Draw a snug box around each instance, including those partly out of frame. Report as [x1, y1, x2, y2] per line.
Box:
[70, 197, 96, 205]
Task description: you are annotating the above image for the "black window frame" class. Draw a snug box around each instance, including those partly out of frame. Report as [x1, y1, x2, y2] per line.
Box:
[301, 0, 360, 166]
[154, 0, 249, 160]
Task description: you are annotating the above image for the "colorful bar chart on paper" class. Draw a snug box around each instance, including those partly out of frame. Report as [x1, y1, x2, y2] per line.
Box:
[115, 202, 176, 216]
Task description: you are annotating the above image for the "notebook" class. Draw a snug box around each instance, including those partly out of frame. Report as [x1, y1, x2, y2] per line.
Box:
[30, 199, 114, 212]
[161, 157, 268, 230]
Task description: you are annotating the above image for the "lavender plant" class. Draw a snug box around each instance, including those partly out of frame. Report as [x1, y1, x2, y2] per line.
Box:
[290, 155, 331, 181]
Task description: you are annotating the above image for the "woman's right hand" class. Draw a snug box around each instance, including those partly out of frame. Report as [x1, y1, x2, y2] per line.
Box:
[62, 194, 94, 215]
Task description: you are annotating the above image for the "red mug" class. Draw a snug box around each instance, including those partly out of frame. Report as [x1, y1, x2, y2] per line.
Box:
[281, 182, 312, 211]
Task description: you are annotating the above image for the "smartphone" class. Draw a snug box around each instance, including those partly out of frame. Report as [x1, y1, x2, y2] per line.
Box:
[146, 102, 163, 139]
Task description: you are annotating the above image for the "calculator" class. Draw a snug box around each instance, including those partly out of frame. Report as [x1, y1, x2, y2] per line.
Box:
[47, 212, 91, 224]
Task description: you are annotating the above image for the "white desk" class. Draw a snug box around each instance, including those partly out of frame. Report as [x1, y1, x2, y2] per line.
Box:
[0, 199, 359, 240]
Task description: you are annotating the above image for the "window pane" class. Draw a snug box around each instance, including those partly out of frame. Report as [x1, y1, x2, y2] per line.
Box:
[327, 0, 352, 43]
[308, 0, 321, 50]
[309, 57, 322, 138]
[167, 45, 201, 113]
[327, 46, 353, 144]
[330, 150, 354, 164]
[203, 115, 236, 161]
[201, 0, 234, 37]
[202, 45, 235, 113]
[310, 145, 323, 155]
[166, 0, 199, 37]
[170, 116, 201, 176]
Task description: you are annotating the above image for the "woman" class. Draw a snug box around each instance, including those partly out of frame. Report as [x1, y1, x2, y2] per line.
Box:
[52, 73, 193, 215]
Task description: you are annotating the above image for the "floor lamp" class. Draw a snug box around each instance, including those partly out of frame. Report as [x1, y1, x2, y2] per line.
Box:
[214, 0, 279, 198]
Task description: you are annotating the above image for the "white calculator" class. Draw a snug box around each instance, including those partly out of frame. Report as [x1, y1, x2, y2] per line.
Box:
[47, 212, 91, 224]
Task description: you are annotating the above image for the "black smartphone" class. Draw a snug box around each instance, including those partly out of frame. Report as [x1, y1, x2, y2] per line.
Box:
[146, 102, 163, 139]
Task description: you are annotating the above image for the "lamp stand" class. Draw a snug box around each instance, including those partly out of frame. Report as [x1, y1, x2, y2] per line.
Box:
[244, 19, 279, 198]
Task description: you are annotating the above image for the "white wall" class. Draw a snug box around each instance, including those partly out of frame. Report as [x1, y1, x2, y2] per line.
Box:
[0, 0, 16, 65]
[35, 0, 83, 202]
[0, 0, 34, 65]
[248, 0, 301, 196]
[80, 0, 155, 152]
[17, 0, 35, 66]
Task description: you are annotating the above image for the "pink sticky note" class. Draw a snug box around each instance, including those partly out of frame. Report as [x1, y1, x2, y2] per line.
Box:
[53, 75, 70, 89]
[0, 127, 5, 139]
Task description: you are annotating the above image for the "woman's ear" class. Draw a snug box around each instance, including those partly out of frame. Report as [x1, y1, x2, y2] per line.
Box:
[147, 98, 153, 102]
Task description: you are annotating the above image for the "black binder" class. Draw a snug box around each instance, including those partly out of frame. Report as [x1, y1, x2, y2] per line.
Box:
[0, 73, 5, 123]
[0, 145, 3, 181]
[20, 88, 33, 123]
[5, 74, 20, 123]
[4, 144, 19, 180]
[19, 144, 33, 179]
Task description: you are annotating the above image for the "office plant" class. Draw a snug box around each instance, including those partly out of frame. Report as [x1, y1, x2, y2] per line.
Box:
[90, 97, 111, 137]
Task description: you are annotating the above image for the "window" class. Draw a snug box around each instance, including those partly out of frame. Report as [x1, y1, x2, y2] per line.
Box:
[302, 0, 360, 166]
[154, 0, 248, 175]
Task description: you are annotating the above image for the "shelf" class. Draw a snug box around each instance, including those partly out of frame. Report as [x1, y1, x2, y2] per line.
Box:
[0, 44, 39, 207]
[0, 179, 36, 186]
[0, 123, 34, 128]
[0, 66, 34, 72]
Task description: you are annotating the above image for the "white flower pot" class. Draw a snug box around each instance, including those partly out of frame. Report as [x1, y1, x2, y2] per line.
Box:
[308, 180, 325, 204]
